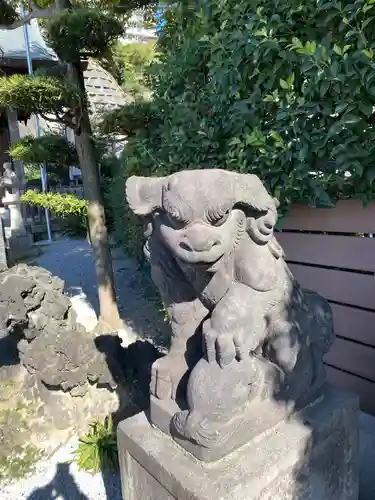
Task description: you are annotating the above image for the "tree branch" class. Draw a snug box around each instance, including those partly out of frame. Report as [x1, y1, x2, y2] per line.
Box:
[39, 111, 69, 126]
[0, 1, 62, 30]
[100, 135, 127, 142]
[59, 110, 75, 127]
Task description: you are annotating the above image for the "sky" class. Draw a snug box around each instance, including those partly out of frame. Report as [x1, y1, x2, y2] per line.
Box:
[155, 6, 166, 33]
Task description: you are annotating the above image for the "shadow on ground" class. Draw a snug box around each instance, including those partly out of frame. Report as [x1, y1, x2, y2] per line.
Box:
[27, 463, 89, 500]
[95, 335, 162, 424]
[32, 239, 169, 344]
[25, 461, 123, 500]
[94, 334, 161, 499]
[0, 334, 20, 369]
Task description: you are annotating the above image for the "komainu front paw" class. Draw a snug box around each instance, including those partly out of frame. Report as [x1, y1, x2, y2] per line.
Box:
[203, 320, 247, 368]
[150, 354, 188, 400]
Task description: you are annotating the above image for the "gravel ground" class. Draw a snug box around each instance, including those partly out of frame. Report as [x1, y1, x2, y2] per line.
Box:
[0, 437, 122, 500]
[32, 237, 168, 343]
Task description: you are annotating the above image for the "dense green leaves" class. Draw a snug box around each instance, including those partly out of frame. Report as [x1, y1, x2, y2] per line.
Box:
[97, 40, 156, 99]
[0, 75, 83, 122]
[100, 100, 159, 137]
[0, 0, 18, 25]
[113, 0, 375, 207]
[21, 190, 88, 217]
[9, 135, 78, 167]
[46, 8, 124, 61]
[118, 41, 156, 97]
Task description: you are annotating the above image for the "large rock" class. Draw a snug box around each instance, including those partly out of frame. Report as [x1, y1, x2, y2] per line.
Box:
[0, 261, 171, 483]
[0, 263, 133, 464]
[18, 327, 117, 392]
[0, 263, 119, 395]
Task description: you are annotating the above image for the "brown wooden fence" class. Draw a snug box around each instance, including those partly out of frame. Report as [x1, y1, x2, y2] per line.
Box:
[278, 200, 375, 415]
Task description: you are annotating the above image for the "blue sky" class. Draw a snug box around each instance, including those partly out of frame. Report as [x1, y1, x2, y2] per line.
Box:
[155, 6, 166, 32]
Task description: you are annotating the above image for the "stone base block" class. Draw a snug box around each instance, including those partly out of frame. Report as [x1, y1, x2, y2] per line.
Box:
[7, 234, 39, 263]
[117, 386, 358, 500]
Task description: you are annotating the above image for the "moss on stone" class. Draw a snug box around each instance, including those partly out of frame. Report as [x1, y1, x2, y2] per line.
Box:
[0, 381, 44, 482]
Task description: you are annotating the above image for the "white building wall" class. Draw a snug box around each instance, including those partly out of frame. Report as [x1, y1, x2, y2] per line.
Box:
[120, 12, 157, 44]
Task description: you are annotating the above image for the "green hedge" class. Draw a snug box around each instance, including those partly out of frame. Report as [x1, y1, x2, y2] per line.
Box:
[105, 166, 145, 263]
[21, 190, 88, 217]
[106, 0, 375, 213]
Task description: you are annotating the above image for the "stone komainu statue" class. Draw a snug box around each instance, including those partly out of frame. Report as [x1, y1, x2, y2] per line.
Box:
[126, 169, 335, 461]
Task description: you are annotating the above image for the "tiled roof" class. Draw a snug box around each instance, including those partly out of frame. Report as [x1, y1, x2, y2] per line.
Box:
[0, 20, 57, 62]
[0, 22, 130, 124]
[20, 59, 130, 136]
[84, 59, 131, 117]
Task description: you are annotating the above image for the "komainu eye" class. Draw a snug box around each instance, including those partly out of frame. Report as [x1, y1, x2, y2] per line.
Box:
[166, 212, 185, 229]
[212, 210, 230, 227]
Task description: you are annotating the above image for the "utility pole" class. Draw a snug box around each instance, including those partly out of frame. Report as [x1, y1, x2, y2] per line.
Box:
[21, 11, 52, 242]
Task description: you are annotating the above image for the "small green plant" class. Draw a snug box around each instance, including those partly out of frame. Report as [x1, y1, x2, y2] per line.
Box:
[70, 416, 118, 474]
[22, 190, 89, 239]
[159, 303, 170, 324]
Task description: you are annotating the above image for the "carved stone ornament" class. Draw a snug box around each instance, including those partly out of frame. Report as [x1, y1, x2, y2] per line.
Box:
[0, 162, 21, 198]
[126, 169, 335, 462]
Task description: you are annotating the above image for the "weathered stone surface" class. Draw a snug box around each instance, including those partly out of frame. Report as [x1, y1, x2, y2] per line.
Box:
[6, 233, 38, 263]
[125, 169, 336, 460]
[0, 162, 24, 235]
[0, 263, 121, 394]
[0, 216, 8, 270]
[23, 373, 121, 434]
[118, 386, 359, 500]
[18, 328, 117, 392]
[0, 162, 38, 262]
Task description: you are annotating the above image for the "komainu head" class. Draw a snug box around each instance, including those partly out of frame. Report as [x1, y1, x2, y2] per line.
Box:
[126, 169, 279, 265]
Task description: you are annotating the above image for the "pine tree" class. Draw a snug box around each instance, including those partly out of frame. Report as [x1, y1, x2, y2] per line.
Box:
[0, 0, 155, 334]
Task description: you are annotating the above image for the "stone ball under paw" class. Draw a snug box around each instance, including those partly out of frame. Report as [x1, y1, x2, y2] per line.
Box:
[185, 356, 260, 418]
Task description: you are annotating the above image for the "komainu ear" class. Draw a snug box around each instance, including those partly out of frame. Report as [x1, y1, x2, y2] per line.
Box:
[230, 173, 279, 244]
[126, 176, 169, 216]
[231, 173, 277, 213]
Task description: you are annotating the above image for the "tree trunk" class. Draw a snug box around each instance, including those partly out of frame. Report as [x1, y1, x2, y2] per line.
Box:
[68, 61, 123, 331]
[0, 0, 136, 338]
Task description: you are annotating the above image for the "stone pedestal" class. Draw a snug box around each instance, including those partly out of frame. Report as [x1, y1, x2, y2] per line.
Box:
[3, 197, 37, 263]
[7, 233, 37, 263]
[0, 216, 8, 269]
[6, 108, 25, 185]
[118, 386, 358, 500]
[6, 194, 26, 235]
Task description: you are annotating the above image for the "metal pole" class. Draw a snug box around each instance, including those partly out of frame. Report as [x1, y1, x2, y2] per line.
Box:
[21, 10, 52, 242]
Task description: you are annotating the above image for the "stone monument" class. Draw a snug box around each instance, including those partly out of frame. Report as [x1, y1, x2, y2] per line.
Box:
[0, 215, 8, 270]
[118, 169, 358, 500]
[0, 162, 35, 262]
